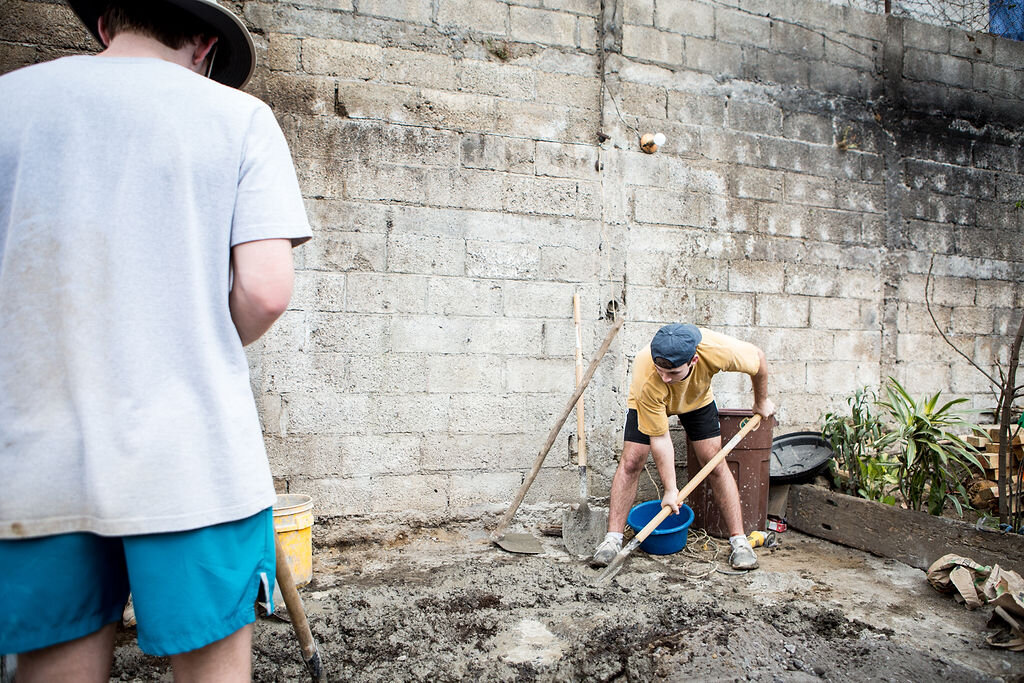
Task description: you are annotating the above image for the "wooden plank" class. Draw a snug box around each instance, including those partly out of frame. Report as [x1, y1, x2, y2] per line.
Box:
[985, 426, 1024, 445]
[966, 434, 990, 448]
[786, 484, 1024, 574]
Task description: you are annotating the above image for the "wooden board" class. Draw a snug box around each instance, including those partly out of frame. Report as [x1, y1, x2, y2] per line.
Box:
[786, 485, 1024, 574]
[984, 426, 1024, 445]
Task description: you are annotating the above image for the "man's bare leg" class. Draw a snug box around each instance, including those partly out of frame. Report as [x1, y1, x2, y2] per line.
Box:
[606, 441, 653, 533]
[16, 622, 117, 683]
[689, 435, 744, 538]
[169, 623, 253, 683]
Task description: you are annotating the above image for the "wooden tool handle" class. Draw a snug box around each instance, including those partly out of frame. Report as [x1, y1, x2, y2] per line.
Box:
[492, 316, 624, 539]
[630, 414, 763, 547]
[573, 293, 586, 470]
[275, 535, 322, 678]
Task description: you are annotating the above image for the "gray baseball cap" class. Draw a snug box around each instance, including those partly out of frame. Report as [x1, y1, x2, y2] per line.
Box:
[67, 0, 256, 88]
[650, 323, 702, 368]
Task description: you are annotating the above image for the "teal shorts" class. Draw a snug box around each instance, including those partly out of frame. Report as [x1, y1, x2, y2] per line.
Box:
[0, 508, 275, 657]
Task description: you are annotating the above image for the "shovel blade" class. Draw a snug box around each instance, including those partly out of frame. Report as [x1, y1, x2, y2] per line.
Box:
[561, 503, 608, 559]
[493, 532, 544, 554]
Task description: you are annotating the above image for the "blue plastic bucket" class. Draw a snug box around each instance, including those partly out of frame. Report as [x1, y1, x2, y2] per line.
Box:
[626, 500, 694, 555]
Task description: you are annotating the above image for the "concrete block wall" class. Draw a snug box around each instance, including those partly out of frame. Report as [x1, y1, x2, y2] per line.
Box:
[3, 0, 1022, 522]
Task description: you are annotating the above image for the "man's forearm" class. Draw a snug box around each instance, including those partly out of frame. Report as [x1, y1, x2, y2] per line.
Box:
[649, 432, 677, 492]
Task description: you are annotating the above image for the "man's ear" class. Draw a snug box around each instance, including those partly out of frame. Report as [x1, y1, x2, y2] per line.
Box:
[97, 16, 112, 47]
[192, 35, 218, 67]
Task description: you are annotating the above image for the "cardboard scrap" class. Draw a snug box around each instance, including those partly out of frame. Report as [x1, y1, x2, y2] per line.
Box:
[927, 553, 1024, 651]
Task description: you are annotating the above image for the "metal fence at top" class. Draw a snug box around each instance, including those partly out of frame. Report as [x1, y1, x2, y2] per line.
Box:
[829, 0, 1024, 40]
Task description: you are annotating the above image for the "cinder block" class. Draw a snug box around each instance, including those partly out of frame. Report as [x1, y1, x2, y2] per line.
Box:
[391, 315, 543, 355]
[728, 260, 785, 294]
[345, 272, 428, 313]
[302, 477, 373, 516]
[684, 36, 743, 77]
[805, 361, 875, 395]
[302, 38, 382, 78]
[461, 133, 536, 173]
[502, 176, 582, 217]
[535, 141, 600, 179]
[539, 244, 600, 282]
[732, 167, 784, 202]
[728, 100, 783, 135]
[458, 59, 536, 99]
[372, 393, 452, 434]
[951, 306, 995, 335]
[626, 285, 696, 322]
[426, 277, 502, 317]
[252, 73, 335, 116]
[449, 472, 525, 510]
[426, 354, 504, 394]
[624, 0, 654, 25]
[633, 187, 716, 227]
[502, 280, 580, 318]
[303, 230, 387, 273]
[308, 312, 390, 353]
[506, 358, 576, 393]
[347, 352, 431, 393]
[425, 169, 505, 211]
[449, 392, 564, 433]
[383, 48, 457, 89]
[292, 271, 346, 312]
[438, 0, 508, 34]
[903, 18, 951, 54]
[346, 163, 429, 204]
[832, 331, 882, 363]
[388, 233, 466, 276]
[752, 50, 810, 87]
[692, 291, 756, 327]
[337, 434, 422, 476]
[809, 298, 873, 330]
[622, 24, 683, 64]
[369, 474, 450, 513]
[266, 434, 346, 478]
[771, 21, 825, 59]
[358, 0, 431, 24]
[466, 239, 541, 279]
[268, 33, 301, 71]
[667, 90, 726, 126]
[904, 49, 973, 89]
[716, 7, 770, 47]
[282, 389, 372, 435]
[784, 174, 838, 209]
[421, 433, 539, 471]
[377, 124, 460, 166]
[510, 6, 576, 47]
[655, 0, 714, 37]
[782, 112, 833, 145]
[291, 116, 381, 160]
[835, 268, 882, 301]
[825, 33, 880, 71]
[756, 294, 809, 327]
[536, 71, 601, 109]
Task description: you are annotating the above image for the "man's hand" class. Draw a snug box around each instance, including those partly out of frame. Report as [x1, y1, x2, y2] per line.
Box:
[752, 398, 776, 419]
[661, 487, 680, 515]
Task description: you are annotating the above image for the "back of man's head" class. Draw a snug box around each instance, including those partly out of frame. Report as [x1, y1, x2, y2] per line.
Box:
[101, 0, 212, 50]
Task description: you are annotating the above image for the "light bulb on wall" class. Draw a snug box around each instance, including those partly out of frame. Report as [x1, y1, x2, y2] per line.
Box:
[640, 132, 666, 154]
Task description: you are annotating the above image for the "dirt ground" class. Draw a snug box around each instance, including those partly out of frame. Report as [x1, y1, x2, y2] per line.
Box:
[109, 507, 1023, 682]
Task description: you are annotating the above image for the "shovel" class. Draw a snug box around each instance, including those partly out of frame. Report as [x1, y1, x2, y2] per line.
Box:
[492, 316, 624, 554]
[275, 535, 323, 682]
[592, 414, 762, 585]
[562, 293, 608, 557]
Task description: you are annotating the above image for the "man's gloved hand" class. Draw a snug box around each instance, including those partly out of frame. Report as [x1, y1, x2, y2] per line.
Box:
[661, 487, 680, 515]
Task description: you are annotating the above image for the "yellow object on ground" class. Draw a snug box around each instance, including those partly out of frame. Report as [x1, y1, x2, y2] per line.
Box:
[747, 530, 766, 548]
[273, 494, 315, 587]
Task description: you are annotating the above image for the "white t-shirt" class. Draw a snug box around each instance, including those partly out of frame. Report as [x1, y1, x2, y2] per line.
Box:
[0, 56, 312, 538]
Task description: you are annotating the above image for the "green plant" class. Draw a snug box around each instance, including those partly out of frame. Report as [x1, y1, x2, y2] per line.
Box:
[875, 378, 984, 516]
[821, 387, 895, 503]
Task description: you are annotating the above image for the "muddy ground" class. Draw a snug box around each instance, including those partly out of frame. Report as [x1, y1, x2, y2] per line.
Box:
[110, 507, 1023, 682]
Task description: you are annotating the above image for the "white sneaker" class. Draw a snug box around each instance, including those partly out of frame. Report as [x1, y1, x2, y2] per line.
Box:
[591, 537, 622, 567]
[729, 538, 759, 570]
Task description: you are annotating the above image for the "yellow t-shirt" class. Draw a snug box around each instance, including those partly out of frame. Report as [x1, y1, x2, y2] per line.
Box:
[627, 328, 761, 437]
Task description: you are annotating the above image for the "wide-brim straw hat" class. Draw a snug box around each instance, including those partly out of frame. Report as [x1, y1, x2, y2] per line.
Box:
[66, 0, 256, 88]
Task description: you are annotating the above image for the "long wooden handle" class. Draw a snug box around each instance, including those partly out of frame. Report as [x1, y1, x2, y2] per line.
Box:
[629, 414, 762, 547]
[573, 293, 586, 471]
[275, 536, 322, 680]
[492, 316, 624, 539]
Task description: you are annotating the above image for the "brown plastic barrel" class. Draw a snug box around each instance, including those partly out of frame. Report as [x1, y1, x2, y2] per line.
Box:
[685, 408, 775, 538]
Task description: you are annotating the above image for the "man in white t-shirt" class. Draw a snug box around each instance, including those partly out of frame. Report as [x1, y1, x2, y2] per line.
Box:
[0, 1, 311, 678]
